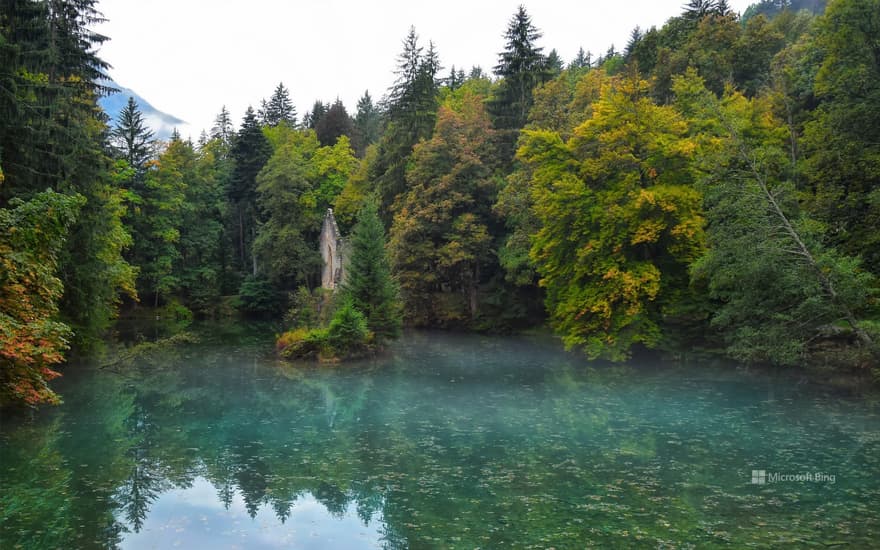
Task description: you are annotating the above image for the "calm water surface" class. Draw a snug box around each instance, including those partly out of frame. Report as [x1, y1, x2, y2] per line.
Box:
[1, 323, 879, 548]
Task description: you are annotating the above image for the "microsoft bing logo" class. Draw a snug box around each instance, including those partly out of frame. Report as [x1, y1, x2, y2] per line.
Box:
[751, 470, 766, 485]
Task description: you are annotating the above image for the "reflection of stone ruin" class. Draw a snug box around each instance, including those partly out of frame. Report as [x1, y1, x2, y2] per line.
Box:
[320, 208, 347, 290]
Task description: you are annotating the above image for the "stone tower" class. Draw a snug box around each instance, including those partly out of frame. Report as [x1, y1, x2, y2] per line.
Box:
[320, 208, 346, 289]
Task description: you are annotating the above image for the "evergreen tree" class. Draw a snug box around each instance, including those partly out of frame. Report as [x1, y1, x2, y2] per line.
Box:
[303, 100, 329, 129]
[803, 0, 880, 274]
[111, 97, 155, 186]
[388, 26, 423, 113]
[257, 98, 271, 125]
[261, 82, 297, 127]
[136, 135, 189, 307]
[684, 0, 715, 20]
[210, 106, 234, 144]
[353, 90, 381, 157]
[489, 5, 546, 130]
[569, 47, 591, 70]
[229, 107, 271, 277]
[0, 0, 135, 343]
[315, 99, 354, 147]
[544, 48, 564, 78]
[341, 201, 402, 342]
[625, 27, 644, 59]
[446, 65, 466, 90]
[371, 27, 441, 219]
[388, 28, 440, 138]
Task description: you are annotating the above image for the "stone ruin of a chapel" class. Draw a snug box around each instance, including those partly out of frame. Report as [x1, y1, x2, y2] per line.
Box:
[320, 208, 347, 290]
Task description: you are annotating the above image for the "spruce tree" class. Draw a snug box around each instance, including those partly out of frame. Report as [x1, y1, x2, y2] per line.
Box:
[261, 82, 297, 127]
[684, 0, 714, 20]
[0, 0, 136, 343]
[489, 5, 546, 130]
[303, 100, 329, 129]
[371, 26, 441, 219]
[315, 99, 354, 146]
[342, 201, 402, 342]
[353, 90, 381, 156]
[210, 106, 234, 144]
[544, 49, 564, 78]
[111, 97, 155, 186]
[625, 27, 643, 59]
[569, 47, 591, 70]
[229, 107, 271, 276]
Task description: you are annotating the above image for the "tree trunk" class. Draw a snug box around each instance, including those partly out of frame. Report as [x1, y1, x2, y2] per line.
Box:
[251, 225, 258, 277]
[723, 118, 873, 347]
[238, 206, 245, 268]
[469, 263, 480, 319]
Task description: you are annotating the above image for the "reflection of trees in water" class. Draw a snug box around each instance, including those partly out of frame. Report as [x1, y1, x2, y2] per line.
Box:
[115, 400, 172, 533]
[0, 337, 725, 547]
[233, 441, 271, 518]
[117, 458, 164, 532]
[213, 446, 237, 510]
[6, 331, 878, 549]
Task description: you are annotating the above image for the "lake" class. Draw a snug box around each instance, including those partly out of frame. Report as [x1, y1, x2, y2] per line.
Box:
[2, 323, 879, 548]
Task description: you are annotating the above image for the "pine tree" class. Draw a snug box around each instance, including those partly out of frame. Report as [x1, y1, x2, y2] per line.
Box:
[261, 82, 297, 127]
[625, 26, 643, 59]
[303, 100, 328, 129]
[489, 5, 546, 130]
[137, 135, 190, 306]
[0, 0, 136, 343]
[315, 99, 354, 146]
[715, 0, 733, 16]
[210, 106, 234, 144]
[389, 26, 423, 111]
[387, 28, 440, 138]
[342, 201, 402, 342]
[569, 47, 591, 70]
[371, 27, 441, 218]
[111, 97, 155, 186]
[544, 49, 564, 78]
[229, 107, 271, 276]
[446, 65, 465, 90]
[353, 90, 381, 156]
[684, 0, 715, 20]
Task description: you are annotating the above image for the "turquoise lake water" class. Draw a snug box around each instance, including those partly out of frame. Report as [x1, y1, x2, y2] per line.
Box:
[1, 324, 879, 548]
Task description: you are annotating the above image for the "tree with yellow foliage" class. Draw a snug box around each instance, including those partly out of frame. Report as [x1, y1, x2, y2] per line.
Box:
[521, 71, 705, 360]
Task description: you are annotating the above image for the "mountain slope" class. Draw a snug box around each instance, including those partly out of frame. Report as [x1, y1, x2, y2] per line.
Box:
[99, 79, 185, 140]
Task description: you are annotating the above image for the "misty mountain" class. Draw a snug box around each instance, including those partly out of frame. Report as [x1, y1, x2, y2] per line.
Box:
[99, 79, 185, 140]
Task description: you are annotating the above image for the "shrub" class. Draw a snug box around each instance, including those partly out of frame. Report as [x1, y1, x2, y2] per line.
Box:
[276, 296, 373, 361]
[276, 327, 329, 359]
[327, 300, 371, 356]
[237, 275, 281, 317]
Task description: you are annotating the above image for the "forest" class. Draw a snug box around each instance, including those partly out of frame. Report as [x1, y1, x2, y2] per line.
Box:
[2, 0, 879, 407]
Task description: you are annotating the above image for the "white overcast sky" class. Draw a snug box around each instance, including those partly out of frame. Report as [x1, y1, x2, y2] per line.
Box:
[95, 0, 754, 138]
